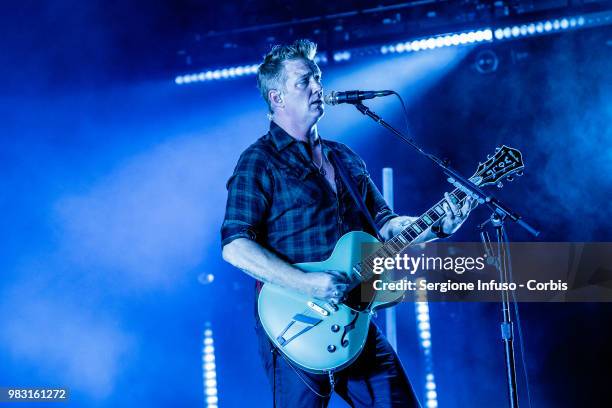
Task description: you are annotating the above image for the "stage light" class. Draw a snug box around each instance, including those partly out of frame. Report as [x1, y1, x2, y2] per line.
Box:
[561, 18, 569, 29]
[174, 10, 601, 85]
[202, 326, 219, 408]
[528, 24, 536, 34]
[474, 49, 499, 74]
[415, 287, 438, 408]
[333, 51, 351, 62]
[426, 399, 438, 407]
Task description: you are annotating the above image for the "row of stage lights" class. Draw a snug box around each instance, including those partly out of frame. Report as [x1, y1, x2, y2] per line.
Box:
[202, 326, 219, 408]
[493, 16, 585, 40]
[381, 29, 492, 55]
[415, 280, 438, 408]
[175, 14, 589, 85]
[175, 64, 259, 85]
[174, 54, 330, 85]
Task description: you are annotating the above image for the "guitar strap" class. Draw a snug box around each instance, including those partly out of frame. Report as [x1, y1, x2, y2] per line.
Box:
[326, 146, 386, 242]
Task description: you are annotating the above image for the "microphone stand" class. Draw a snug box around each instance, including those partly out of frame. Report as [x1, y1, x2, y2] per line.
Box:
[351, 101, 539, 408]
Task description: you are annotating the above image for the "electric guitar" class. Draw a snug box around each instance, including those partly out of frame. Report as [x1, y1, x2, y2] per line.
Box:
[258, 146, 524, 373]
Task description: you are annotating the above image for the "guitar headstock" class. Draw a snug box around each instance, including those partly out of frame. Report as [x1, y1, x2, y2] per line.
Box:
[469, 145, 524, 188]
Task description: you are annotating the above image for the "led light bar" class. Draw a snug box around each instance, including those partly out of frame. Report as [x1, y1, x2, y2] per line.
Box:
[493, 16, 585, 41]
[415, 279, 438, 408]
[175, 11, 609, 85]
[202, 326, 219, 408]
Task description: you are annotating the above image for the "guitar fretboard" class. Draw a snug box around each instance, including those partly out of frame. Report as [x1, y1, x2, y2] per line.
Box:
[354, 188, 469, 282]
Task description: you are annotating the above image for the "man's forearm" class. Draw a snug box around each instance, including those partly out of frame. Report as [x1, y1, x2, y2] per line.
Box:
[222, 238, 308, 292]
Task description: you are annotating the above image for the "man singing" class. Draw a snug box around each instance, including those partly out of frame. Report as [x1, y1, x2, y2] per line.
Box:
[221, 39, 473, 407]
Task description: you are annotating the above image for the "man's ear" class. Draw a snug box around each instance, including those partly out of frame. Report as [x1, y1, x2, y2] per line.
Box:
[269, 90, 284, 110]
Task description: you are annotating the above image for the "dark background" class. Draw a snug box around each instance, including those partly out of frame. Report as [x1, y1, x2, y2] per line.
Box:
[1, 1, 611, 407]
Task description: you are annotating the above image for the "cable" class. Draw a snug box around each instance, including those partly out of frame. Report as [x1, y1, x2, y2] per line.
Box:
[502, 226, 534, 408]
[391, 91, 412, 136]
[276, 346, 334, 399]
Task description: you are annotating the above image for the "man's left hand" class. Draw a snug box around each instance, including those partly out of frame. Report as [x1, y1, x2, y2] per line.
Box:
[439, 192, 476, 236]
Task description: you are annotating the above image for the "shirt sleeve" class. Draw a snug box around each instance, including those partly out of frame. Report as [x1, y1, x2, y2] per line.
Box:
[220, 147, 273, 247]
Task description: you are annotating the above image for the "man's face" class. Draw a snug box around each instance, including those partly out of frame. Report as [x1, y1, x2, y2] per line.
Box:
[278, 58, 324, 125]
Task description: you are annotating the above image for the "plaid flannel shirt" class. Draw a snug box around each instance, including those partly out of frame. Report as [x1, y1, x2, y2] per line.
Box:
[221, 121, 397, 264]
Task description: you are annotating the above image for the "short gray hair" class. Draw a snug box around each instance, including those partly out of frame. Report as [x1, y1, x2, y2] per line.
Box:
[256, 39, 318, 114]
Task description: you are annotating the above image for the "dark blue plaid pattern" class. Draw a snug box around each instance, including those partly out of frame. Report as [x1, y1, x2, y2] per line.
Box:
[221, 121, 397, 264]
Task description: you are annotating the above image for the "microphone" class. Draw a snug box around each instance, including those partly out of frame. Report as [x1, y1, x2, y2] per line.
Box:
[324, 90, 394, 105]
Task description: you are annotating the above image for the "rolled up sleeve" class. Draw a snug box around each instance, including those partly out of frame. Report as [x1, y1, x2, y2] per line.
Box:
[221, 148, 272, 247]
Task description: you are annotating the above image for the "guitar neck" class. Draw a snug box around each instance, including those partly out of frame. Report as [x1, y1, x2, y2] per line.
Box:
[356, 187, 470, 281]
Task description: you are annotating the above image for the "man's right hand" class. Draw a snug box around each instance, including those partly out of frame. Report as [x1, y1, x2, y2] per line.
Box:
[303, 270, 352, 304]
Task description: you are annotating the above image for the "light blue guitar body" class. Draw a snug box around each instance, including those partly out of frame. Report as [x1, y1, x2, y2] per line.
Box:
[257, 231, 404, 373]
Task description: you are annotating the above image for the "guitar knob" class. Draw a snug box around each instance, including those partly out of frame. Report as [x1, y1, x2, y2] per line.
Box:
[497, 181, 503, 188]
[331, 324, 340, 332]
[327, 345, 336, 353]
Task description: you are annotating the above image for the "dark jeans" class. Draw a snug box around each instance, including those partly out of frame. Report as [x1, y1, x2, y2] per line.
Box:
[255, 320, 422, 408]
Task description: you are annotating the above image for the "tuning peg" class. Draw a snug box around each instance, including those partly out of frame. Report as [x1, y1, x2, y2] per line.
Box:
[497, 181, 503, 188]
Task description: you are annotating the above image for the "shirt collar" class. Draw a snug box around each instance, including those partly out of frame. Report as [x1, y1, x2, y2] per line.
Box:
[269, 120, 297, 151]
[268, 120, 329, 158]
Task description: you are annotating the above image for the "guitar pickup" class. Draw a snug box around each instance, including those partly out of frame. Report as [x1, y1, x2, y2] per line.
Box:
[307, 301, 330, 316]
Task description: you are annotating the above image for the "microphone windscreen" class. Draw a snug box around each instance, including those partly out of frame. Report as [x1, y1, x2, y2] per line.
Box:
[323, 92, 336, 105]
